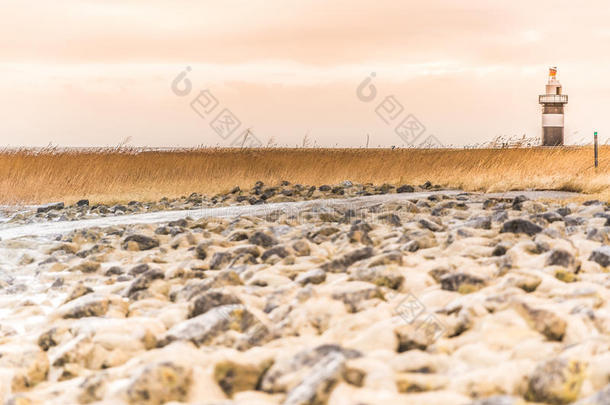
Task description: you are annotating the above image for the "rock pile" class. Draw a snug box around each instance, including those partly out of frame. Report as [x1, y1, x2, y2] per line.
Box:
[0, 191, 609, 404]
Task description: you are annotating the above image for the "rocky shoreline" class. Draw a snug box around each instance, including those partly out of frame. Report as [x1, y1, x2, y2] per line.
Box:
[1, 184, 610, 404]
[1, 181, 439, 227]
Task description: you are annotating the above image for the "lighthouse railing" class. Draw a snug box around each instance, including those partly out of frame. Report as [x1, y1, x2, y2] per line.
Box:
[539, 94, 568, 104]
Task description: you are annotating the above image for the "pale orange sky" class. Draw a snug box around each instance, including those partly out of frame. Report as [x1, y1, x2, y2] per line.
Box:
[1, 0, 609, 147]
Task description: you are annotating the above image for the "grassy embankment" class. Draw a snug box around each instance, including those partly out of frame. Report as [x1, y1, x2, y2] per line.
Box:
[0, 147, 608, 205]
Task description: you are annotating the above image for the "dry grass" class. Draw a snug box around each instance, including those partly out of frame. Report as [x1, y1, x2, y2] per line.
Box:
[1, 147, 609, 205]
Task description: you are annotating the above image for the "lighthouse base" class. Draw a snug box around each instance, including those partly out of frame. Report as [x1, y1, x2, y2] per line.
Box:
[542, 127, 564, 146]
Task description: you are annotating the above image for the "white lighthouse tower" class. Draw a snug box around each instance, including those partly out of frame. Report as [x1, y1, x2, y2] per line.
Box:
[539, 67, 568, 146]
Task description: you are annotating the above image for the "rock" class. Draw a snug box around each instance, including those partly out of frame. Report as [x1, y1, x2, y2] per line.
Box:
[76, 199, 89, 207]
[261, 246, 290, 262]
[129, 263, 150, 276]
[505, 272, 541, 292]
[466, 396, 523, 405]
[283, 351, 345, 405]
[464, 216, 492, 230]
[349, 266, 404, 289]
[37, 327, 66, 351]
[546, 249, 577, 268]
[214, 359, 271, 398]
[589, 246, 610, 267]
[0, 344, 49, 391]
[308, 225, 340, 243]
[210, 251, 233, 270]
[512, 195, 528, 210]
[492, 210, 509, 223]
[261, 344, 360, 393]
[566, 216, 586, 226]
[500, 219, 543, 236]
[121, 234, 159, 250]
[105, 266, 124, 276]
[348, 221, 373, 245]
[78, 373, 107, 403]
[526, 358, 585, 404]
[378, 213, 401, 226]
[573, 383, 610, 405]
[158, 305, 259, 347]
[37, 202, 64, 213]
[126, 362, 192, 405]
[249, 231, 277, 247]
[292, 240, 311, 256]
[295, 269, 326, 286]
[321, 247, 375, 273]
[540, 211, 564, 223]
[514, 302, 566, 341]
[419, 218, 443, 232]
[397, 185, 415, 193]
[331, 282, 383, 312]
[368, 251, 403, 267]
[440, 273, 486, 294]
[188, 290, 242, 318]
[126, 269, 165, 297]
[64, 282, 93, 303]
[395, 317, 446, 351]
[492, 243, 510, 256]
[396, 372, 448, 393]
[58, 294, 110, 319]
[71, 260, 101, 273]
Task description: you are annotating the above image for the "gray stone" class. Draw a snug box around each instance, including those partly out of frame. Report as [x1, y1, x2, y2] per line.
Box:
[292, 240, 311, 256]
[419, 218, 443, 232]
[350, 266, 404, 289]
[540, 211, 564, 223]
[526, 357, 585, 404]
[589, 246, 610, 267]
[195, 243, 208, 260]
[121, 234, 159, 250]
[58, 295, 110, 319]
[295, 269, 326, 286]
[37, 202, 64, 213]
[261, 344, 360, 393]
[158, 305, 258, 347]
[188, 291, 242, 318]
[210, 252, 233, 270]
[397, 185, 415, 193]
[464, 216, 492, 230]
[331, 282, 383, 312]
[572, 383, 610, 405]
[261, 246, 290, 262]
[126, 269, 165, 297]
[283, 351, 345, 405]
[546, 249, 576, 268]
[492, 210, 509, 223]
[440, 273, 486, 293]
[466, 396, 521, 405]
[249, 231, 278, 247]
[500, 219, 543, 236]
[321, 247, 375, 272]
[514, 301, 566, 341]
[126, 362, 192, 405]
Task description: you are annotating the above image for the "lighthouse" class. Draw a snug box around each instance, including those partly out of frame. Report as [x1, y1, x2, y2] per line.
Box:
[539, 67, 568, 146]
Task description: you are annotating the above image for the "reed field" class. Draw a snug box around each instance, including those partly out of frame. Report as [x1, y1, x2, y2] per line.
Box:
[0, 146, 609, 205]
